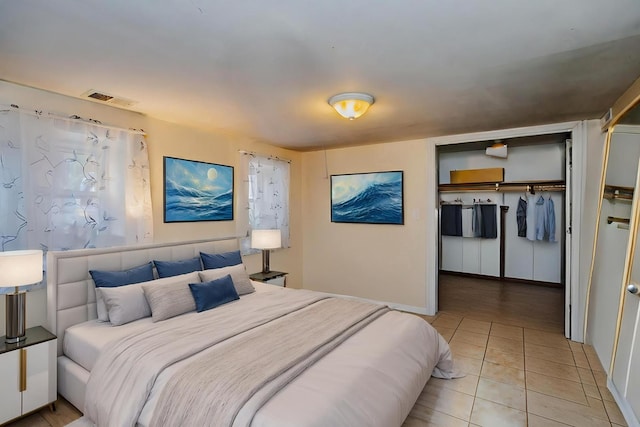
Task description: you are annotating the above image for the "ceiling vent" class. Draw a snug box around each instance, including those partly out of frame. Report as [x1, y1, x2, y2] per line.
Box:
[81, 89, 137, 108]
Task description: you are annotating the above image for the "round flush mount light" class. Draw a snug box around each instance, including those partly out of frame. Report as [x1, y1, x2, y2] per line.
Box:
[328, 92, 375, 120]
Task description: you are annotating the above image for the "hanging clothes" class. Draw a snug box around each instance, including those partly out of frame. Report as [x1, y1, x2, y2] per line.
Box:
[521, 194, 556, 242]
[461, 207, 474, 237]
[546, 196, 556, 242]
[526, 195, 537, 241]
[472, 204, 483, 237]
[479, 204, 498, 238]
[441, 204, 462, 236]
[516, 197, 527, 237]
[535, 195, 547, 241]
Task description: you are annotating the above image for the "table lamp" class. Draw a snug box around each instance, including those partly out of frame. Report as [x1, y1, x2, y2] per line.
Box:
[251, 229, 281, 273]
[0, 250, 43, 343]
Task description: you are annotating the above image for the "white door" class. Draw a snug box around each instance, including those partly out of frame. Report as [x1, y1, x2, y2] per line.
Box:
[565, 140, 572, 337]
[610, 157, 640, 426]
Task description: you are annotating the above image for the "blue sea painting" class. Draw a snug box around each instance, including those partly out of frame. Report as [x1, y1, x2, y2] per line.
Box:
[331, 171, 404, 224]
[164, 157, 233, 222]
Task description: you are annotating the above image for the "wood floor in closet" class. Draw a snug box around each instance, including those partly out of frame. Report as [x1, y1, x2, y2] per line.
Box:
[437, 273, 565, 333]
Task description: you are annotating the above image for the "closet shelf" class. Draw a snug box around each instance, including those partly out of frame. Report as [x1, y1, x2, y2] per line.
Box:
[438, 180, 565, 193]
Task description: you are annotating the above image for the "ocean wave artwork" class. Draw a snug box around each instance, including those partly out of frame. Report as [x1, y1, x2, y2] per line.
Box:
[331, 171, 404, 224]
[164, 157, 234, 222]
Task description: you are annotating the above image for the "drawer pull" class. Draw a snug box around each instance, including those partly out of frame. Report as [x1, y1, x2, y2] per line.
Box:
[19, 349, 27, 392]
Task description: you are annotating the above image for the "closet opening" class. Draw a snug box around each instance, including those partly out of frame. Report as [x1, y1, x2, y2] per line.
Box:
[436, 132, 571, 331]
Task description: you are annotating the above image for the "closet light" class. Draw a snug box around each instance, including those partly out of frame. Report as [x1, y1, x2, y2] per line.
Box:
[486, 141, 508, 158]
[328, 92, 375, 120]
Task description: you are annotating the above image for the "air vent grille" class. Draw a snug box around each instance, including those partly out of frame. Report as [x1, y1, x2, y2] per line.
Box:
[81, 90, 136, 108]
[87, 92, 113, 102]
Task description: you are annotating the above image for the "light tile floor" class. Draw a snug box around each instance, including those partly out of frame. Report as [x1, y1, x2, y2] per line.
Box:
[402, 275, 628, 427]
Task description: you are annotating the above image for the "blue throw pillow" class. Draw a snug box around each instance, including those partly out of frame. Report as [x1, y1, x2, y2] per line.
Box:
[154, 257, 202, 278]
[200, 250, 242, 270]
[90, 262, 154, 288]
[189, 274, 239, 312]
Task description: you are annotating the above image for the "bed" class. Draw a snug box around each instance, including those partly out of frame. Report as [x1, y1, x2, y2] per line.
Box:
[47, 237, 456, 427]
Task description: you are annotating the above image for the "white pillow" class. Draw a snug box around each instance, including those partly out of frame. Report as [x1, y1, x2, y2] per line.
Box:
[100, 283, 151, 326]
[95, 290, 109, 322]
[199, 264, 255, 296]
[142, 271, 201, 322]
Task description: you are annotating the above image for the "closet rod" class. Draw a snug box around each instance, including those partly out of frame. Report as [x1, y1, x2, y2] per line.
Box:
[439, 180, 565, 193]
[603, 184, 634, 201]
[607, 216, 630, 225]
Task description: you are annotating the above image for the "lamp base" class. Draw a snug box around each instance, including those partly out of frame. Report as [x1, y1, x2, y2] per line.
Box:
[5, 290, 26, 344]
[261, 249, 271, 274]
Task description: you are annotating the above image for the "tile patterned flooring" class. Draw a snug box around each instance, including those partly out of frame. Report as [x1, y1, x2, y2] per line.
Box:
[402, 274, 628, 427]
[5, 274, 629, 426]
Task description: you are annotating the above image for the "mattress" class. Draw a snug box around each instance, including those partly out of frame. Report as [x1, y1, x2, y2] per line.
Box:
[63, 281, 277, 372]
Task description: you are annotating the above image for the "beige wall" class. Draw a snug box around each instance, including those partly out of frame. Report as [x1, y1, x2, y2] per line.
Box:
[0, 81, 303, 334]
[301, 139, 430, 311]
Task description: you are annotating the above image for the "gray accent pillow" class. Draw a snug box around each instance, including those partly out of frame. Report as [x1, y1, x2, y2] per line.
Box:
[199, 264, 255, 296]
[142, 271, 200, 322]
[99, 284, 151, 326]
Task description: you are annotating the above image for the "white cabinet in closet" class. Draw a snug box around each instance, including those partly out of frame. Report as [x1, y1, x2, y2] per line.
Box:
[440, 193, 500, 278]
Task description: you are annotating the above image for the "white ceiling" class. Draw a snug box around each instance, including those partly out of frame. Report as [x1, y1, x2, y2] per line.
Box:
[1, 1, 640, 150]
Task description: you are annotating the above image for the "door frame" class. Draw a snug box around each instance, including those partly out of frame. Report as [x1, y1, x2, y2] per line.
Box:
[425, 121, 588, 340]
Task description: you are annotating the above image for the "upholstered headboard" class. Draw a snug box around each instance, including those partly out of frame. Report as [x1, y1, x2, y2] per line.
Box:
[46, 237, 240, 355]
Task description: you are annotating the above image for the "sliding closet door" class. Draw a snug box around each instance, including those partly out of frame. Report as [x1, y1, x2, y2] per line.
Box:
[610, 134, 640, 425]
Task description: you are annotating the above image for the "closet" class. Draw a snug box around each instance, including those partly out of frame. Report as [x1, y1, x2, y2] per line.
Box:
[438, 134, 569, 286]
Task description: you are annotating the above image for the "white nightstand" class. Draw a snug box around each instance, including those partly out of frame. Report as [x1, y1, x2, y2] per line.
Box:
[250, 271, 288, 287]
[0, 326, 57, 425]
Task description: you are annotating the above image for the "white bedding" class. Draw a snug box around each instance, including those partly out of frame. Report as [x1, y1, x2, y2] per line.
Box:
[65, 283, 453, 427]
[139, 309, 440, 427]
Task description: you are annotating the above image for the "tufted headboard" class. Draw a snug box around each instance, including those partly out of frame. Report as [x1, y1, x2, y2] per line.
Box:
[46, 237, 240, 355]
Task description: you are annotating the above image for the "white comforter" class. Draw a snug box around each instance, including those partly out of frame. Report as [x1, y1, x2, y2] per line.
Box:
[69, 285, 455, 427]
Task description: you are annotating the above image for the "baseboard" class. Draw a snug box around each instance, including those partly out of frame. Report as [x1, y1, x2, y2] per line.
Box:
[607, 377, 638, 426]
[315, 291, 428, 315]
[439, 270, 563, 288]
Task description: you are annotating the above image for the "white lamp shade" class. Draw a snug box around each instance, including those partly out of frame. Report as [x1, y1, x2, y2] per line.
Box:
[0, 250, 43, 287]
[251, 229, 282, 249]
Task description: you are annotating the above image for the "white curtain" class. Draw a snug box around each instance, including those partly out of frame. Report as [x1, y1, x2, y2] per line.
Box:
[237, 153, 290, 254]
[0, 106, 153, 291]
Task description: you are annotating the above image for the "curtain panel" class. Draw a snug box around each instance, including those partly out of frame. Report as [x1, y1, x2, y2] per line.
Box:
[237, 154, 290, 255]
[0, 106, 153, 291]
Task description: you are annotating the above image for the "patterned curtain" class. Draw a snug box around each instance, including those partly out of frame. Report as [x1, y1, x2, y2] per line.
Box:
[0, 106, 153, 292]
[237, 153, 290, 255]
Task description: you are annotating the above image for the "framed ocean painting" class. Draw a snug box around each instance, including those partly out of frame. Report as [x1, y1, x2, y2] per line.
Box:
[163, 156, 234, 222]
[331, 171, 404, 225]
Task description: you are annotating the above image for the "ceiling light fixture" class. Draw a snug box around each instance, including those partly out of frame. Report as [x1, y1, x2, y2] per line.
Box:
[328, 92, 375, 120]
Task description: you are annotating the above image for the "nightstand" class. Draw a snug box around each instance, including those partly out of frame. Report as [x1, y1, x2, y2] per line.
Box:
[0, 326, 57, 425]
[250, 271, 288, 287]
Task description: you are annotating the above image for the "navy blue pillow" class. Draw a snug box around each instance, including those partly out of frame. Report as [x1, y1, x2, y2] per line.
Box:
[200, 250, 242, 270]
[189, 274, 239, 312]
[153, 257, 202, 278]
[89, 262, 154, 288]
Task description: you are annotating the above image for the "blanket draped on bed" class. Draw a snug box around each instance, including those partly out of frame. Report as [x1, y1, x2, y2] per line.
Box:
[152, 298, 389, 427]
[82, 290, 387, 427]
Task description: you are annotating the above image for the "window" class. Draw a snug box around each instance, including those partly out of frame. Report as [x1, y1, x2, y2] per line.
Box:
[237, 153, 290, 254]
[0, 106, 153, 292]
